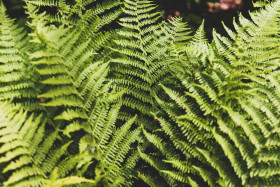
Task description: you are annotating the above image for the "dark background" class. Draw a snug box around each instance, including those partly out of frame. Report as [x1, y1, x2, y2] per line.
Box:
[1, 0, 264, 40]
[157, 0, 255, 39]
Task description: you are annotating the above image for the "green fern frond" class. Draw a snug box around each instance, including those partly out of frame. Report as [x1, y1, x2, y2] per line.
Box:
[0, 2, 39, 110]
[100, 115, 137, 165]
[0, 102, 95, 187]
[154, 1, 280, 186]
[110, 0, 193, 132]
[2, 0, 280, 186]
[187, 20, 211, 63]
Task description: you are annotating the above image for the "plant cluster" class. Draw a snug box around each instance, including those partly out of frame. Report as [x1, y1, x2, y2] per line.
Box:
[1, 0, 280, 186]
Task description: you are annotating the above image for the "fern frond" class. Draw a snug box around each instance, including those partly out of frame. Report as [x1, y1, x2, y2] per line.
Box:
[0, 2, 39, 110]
[0, 102, 94, 187]
[155, 1, 280, 186]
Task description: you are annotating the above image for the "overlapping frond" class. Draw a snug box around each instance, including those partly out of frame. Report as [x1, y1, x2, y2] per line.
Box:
[110, 0, 191, 127]
[24, 0, 122, 63]
[0, 101, 96, 187]
[1, 1, 141, 186]
[2, 0, 280, 186]
[24, 4, 121, 120]
[110, 0, 162, 119]
[144, 1, 280, 186]
[24, 0, 122, 25]
[0, 2, 39, 110]
[25, 8, 140, 186]
[77, 103, 141, 186]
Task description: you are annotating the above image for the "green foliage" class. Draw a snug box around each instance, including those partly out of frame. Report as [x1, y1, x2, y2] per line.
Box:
[0, 101, 96, 186]
[0, 2, 38, 110]
[110, 0, 169, 122]
[0, 0, 139, 186]
[142, 0, 280, 186]
[1, 0, 280, 186]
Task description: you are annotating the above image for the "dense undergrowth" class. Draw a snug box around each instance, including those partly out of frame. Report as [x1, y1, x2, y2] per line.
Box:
[1, 0, 280, 186]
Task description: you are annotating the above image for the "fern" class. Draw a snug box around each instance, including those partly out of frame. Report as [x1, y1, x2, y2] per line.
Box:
[109, 2, 196, 185]
[2, 0, 280, 186]
[0, 101, 96, 186]
[24, 4, 140, 186]
[24, 0, 122, 25]
[110, 0, 171, 123]
[144, 1, 280, 186]
[0, 2, 39, 110]
[76, 103, 141, 186]
[1, 1, 140, 186]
